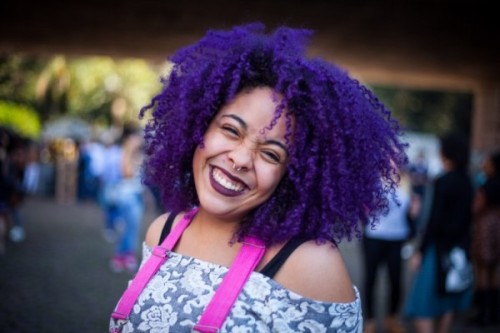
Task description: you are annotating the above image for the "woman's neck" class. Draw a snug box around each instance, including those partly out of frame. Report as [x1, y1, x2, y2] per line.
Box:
[189, 209, 240, 243]
[176, 208, 243, 266]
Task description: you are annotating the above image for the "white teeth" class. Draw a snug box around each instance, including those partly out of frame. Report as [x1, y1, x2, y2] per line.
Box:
[212, 168, 244, 192]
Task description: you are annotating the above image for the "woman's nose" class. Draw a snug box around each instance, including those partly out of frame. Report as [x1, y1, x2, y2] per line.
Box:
[228, 143, 254, 172]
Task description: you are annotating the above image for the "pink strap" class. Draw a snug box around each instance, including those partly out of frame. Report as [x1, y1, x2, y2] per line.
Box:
[193, 236, 265, 333]
[112, 207, 266, 333]
[111, 208, 198, 320]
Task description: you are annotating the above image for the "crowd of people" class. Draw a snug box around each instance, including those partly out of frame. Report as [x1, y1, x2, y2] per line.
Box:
[362, 166, 420, 333]
[77, 124, 153, 273]
[471, 150, 500, 326]
[362, 132, 500, 333]
[403, 133, 475, 333]
[0, 123, 152, 275]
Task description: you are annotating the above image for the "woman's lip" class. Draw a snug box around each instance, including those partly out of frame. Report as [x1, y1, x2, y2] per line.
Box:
[209, 165, 248, 197]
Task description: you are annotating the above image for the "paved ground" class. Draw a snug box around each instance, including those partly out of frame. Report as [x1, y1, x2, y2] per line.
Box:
[0, 195, 497, 332]
[0, 195, 157, 333]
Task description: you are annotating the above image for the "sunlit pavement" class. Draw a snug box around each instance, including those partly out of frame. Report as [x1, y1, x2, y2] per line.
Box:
[0, 196, 497, 332]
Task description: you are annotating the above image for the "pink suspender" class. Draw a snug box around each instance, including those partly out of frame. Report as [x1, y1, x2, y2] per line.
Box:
[111, 208, 198, 321]
[193, 236, 265, 333]
[111, 208, 266, 333]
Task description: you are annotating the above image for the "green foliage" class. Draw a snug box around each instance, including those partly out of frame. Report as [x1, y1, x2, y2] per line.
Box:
[0, 53, 45, 105]
[371, 85, 473, 137]
[0, 53, 473, 139]
[67, 57, 162, 126]
[35, 56, 71, 122]
[0, 100, 41, 138]
[0, 53, 164, 129]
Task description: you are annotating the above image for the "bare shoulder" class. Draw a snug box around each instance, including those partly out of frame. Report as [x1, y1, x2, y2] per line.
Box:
[272, 240, 356, 303]
[145, 212, 171, 247]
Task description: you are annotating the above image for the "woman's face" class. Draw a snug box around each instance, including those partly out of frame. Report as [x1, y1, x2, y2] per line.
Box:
[192, 86, 293, 222]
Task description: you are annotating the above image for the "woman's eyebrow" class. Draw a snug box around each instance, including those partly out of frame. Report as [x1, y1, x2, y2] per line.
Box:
[221, 114, 247, 130]
[222, 113, 289, 155]
[265, 139, 289, 156]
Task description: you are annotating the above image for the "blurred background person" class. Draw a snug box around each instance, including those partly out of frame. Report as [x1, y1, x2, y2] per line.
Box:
[5, 136, 28, 243]
[0, 128, 12, 252]
[470, 150, 500, 326]
[408, 149, 430, 228]
[79, 135, 106, 202]
[76, 138, 94, 201]
[22, 140, 41, 197]
[363, 167, 420, 333]
[403, 133, 474, 333]
[107, 125, 145, 273]
[409, 149, 429, 202]
[97, 130, 122, 243]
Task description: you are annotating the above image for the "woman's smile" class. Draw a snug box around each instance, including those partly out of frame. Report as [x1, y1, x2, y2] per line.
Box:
[210, 166, 247, 196]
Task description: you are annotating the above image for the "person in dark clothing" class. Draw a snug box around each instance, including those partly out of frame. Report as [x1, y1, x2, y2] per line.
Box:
[471, 150, 500, 326]
[403, 133, 474, 333]
[363, 168, 420, 333]
[0, 130, 28, 250]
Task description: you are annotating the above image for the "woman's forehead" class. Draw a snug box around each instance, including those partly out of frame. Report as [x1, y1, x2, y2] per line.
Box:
[221, 88, 285, 123]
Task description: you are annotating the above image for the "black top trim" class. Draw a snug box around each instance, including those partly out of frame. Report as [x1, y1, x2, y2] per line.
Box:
[260, 236, 308, 278]
[158, 211, 178, 245]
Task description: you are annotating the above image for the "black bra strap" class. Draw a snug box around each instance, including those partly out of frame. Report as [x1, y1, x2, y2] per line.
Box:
[260, 236, 308, 279]
[158, 211, 179, 245]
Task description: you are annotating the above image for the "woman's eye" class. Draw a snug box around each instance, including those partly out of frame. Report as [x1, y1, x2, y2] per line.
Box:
[222, 126, 239, 137]
[262, 151, 281, 164]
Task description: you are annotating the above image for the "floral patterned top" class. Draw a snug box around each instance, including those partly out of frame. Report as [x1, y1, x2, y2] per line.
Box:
[110, 243, 363, 333]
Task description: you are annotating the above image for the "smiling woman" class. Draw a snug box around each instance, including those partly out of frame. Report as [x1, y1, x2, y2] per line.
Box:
[110, 22, 407, 332]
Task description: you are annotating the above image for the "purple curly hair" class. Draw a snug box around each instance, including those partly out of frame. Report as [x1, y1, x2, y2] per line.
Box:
[140, 23, 407, 246]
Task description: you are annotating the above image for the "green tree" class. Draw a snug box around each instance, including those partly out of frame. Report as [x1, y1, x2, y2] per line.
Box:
[0, 53, 165, 133]
[35, 56, 71, 123]
[0, 53, 45, 106]
[0, 100, 41, 138]
[67, 57, 161, 127]
[371, 85, 473, 137]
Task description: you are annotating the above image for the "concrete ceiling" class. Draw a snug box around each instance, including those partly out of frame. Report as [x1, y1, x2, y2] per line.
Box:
[0, 1, 498, 89]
